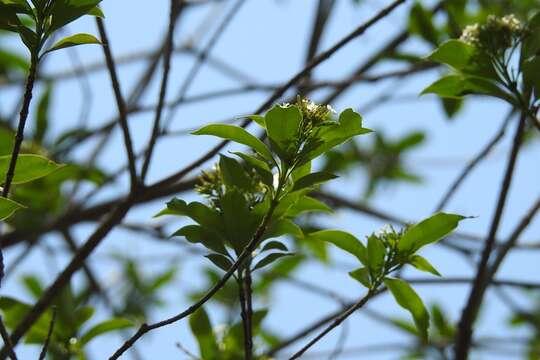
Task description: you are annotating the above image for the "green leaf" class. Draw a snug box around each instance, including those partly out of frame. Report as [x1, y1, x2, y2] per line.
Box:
[231, 151, 274, 188]
[291, 172, 338, 192]
[261, 240, 288, 252]
[189, 308, 219, 359]
[45, 33, 100, 54]
[285, 196, 332, 216]
[384, 277, 430, 341]
[49, 0, 103, 32]
[409, 254, 441, 276]
[157, 198, 224, 232]
[264, 218, 303, 240]
[247, 114, 265, 128]
[306, 230, 366, 265]
[367, 234, 386, 277]
[80, 318, 133, 345]
[0, 154, 64, 185]
[523, 56, 540, 97]
[205, 253, 233, 272]
[88, 6, 104, 18]
[253, 252, 294, 271]
[0, 4, 21, 32]
[349, 267, 371, 288]
[264, 104, 302, 160]
[398, 213, 466, 253]
[0, 197, 24, 221]
[299, 108, 371, 164]
[219, 155, 251, 190]
[1, 0, 32, 14]
[172, 224, 228, 257]
[192, 124, 273, 161]
[421, 74, 512, 102]
[426, 40, 475, 71]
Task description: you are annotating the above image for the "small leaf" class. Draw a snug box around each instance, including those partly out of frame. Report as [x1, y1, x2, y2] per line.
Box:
[205, 253, 233, 272]
[384, 277, 430, 341]
[80, 318, 133, 345]
[49, 0, 103, 32]
[45, 33, 101, 54]
[247, 114, 265, 128]
[0, 154, 64, 185]
[349, 267, 371, 288]
[192, 124, 273, 161]
[219, 155, 251, 190]
[261, 240, 288, 252]
[409, 255, 441, 276]
[306, 230, 366, 265]
[88, 6, 104, 18]
[291, 172, 338, 192]
[172, 225, 228, 256]
[189, 308, 219, 359]
[398, 213, 466, 253]
[264, 104, 302, 159]
[0, 197, 24, 221]
[367, 234, 386, 277]
[252, 252, 294, 271]
[285, 196, 332, 216]
[426, 40, 475, 71]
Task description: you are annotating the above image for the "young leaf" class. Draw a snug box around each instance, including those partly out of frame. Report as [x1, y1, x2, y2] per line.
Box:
[219, 155, 251, 190]
[0, 154, 64, 185]
[426, 40, 475, 71]
[0, 4, 21, 32]
[0, 197, 24, 221]
[252, 252, 294, 271]
[349, 267, 371, 288]
[49, 0, 103, 32]
[189, 308, 219, 359]
[261, 240, 288, 252]
[285, 196, 332, 216]
[172, 224, 228, 256]
[205, 253, 233, 272]
[306, 230, 366, 265]
[367, 235, 386, 277]
[291, 172, 338, 192]
[80, 318, 133, 345]
[45, 33, 100, 54]
[299, 108, 371, 164]
[398, 213, 466, 253]
[409, 254, 441, 276]
[384, 277, 430, 341]
[264, 104, 302, 158]
[192, 124, 273, 161]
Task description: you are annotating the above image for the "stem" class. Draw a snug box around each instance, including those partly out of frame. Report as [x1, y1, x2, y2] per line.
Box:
[2, 53, 39, 197]
[288, 289, 375, 360]
[244, 259, 253, 360]
[237, 270, 251, 360]
[454, 113, 526, 359]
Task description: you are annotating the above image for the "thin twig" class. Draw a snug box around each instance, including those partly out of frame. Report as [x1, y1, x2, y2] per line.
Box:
[95, 18, 138, 190]
[140, 0, 181, 182]
[435, 109, 514, 211]
[454, 113, 526, 359]
[38, 306, 56, 360]
[0, 318, 16, 360]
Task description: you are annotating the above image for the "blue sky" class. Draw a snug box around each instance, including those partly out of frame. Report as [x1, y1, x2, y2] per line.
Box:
[1, 0, 539, 358]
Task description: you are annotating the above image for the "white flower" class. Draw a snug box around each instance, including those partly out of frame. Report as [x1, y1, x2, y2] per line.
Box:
[460, 24, 481, 45]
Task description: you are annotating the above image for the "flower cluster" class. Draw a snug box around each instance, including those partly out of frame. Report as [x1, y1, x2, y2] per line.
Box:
[460, 14, 525, 55]
[296, 96, 335, 127]
[196, 163, 267, 211]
